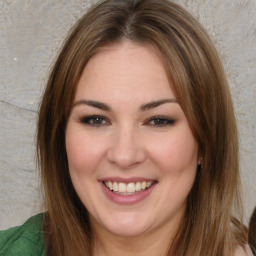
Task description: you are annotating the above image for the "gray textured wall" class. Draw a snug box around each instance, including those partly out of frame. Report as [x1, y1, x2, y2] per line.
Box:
[0, 0, 255, 229]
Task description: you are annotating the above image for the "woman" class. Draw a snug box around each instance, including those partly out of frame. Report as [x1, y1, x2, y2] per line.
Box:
[0, 0, 253, 255]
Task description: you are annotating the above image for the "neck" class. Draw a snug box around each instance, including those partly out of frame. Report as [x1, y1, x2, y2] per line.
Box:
[91, 220, 179, 256]
[93, 232, 174, 256]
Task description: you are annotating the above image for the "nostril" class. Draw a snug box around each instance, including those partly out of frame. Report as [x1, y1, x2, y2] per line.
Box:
[106, 129, 147, 168]
[106, 146, 147, 168]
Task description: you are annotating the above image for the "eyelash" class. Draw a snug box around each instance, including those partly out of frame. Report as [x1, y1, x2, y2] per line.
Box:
[145, 116, 176, 127]
[80, 115, 110, 127]
[79, 115, 176, 127]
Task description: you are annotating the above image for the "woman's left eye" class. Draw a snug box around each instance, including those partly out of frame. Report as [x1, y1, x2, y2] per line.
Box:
[146, 116, 176, 127]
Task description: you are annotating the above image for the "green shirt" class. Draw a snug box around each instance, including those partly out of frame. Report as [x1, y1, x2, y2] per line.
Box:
[0, 213, 46, 256]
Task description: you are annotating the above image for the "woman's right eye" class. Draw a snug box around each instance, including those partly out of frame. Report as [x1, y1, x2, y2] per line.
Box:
[79, 115, 110, 127]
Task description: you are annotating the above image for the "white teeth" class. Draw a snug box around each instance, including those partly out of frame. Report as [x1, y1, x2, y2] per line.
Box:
[113, 182, 118, 192]
[127, 183, 135, 193]
[135, 182, 141, 191]
[104, 181, 154, 194]
[119, 183, 126, 193]
[108, 181, 113, 190]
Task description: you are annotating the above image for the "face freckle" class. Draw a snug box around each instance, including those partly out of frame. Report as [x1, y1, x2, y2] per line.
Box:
[65, 41, 198, 239]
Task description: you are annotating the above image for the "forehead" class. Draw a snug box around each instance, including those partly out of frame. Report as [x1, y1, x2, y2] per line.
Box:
[74, 41, 176, 103]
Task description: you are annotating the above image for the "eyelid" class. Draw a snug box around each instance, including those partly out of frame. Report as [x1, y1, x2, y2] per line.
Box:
[144, 116, 176, 127]
[78, 114, 175, 128]
[79, 115, 111, 127]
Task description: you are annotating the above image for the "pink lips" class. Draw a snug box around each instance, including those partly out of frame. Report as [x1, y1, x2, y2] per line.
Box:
[99, 178, 157, 205]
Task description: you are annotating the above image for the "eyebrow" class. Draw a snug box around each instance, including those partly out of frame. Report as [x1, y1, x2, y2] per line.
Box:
[73, 100, 112, 111]
[73, 98, 178, 111]
[140, 99, 178, 111]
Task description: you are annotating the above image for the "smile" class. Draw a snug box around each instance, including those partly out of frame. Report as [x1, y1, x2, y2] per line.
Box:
[103, 181, 154, 195]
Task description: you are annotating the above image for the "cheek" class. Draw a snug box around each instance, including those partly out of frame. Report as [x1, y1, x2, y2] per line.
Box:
[149, 131, 198, 174]
[65, 129, 106, 175]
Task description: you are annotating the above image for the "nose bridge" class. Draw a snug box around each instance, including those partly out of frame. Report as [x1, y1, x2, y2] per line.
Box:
[107, 123, 146, 168]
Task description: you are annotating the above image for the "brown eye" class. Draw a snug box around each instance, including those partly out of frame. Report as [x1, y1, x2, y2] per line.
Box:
[80, 115, 110, 127]
[147, 116, 176, 127]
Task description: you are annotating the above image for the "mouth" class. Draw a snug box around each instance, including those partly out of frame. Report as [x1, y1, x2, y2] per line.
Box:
[103, 180, 156, 195]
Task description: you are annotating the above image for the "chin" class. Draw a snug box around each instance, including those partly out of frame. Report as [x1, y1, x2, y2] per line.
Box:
[106, 223, 149, 237]
[98, 213, 153, 237]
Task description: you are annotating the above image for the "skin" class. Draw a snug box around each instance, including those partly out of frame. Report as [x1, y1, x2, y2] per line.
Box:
[65, 41, 199, 255]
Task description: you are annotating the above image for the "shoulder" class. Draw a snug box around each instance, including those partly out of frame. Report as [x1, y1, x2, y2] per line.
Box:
[234, 244, 254, 256]
[0, 213, 46, 256]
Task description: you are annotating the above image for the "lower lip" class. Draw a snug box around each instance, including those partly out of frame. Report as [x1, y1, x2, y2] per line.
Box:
[100, 182, 156, 205]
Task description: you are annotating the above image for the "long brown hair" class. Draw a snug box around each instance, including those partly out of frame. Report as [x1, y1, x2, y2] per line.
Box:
[249, 207, 256, 253]
[37, 0, 247, 255]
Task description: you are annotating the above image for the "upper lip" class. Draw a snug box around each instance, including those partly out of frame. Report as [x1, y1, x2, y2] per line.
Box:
[98, 177, 157, 184]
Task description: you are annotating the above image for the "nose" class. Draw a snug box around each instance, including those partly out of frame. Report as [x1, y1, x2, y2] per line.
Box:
[107, 126, 147, 169]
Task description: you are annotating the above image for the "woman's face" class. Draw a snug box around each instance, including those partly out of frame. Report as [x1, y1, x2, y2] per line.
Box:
[66, 42, 198, 238]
